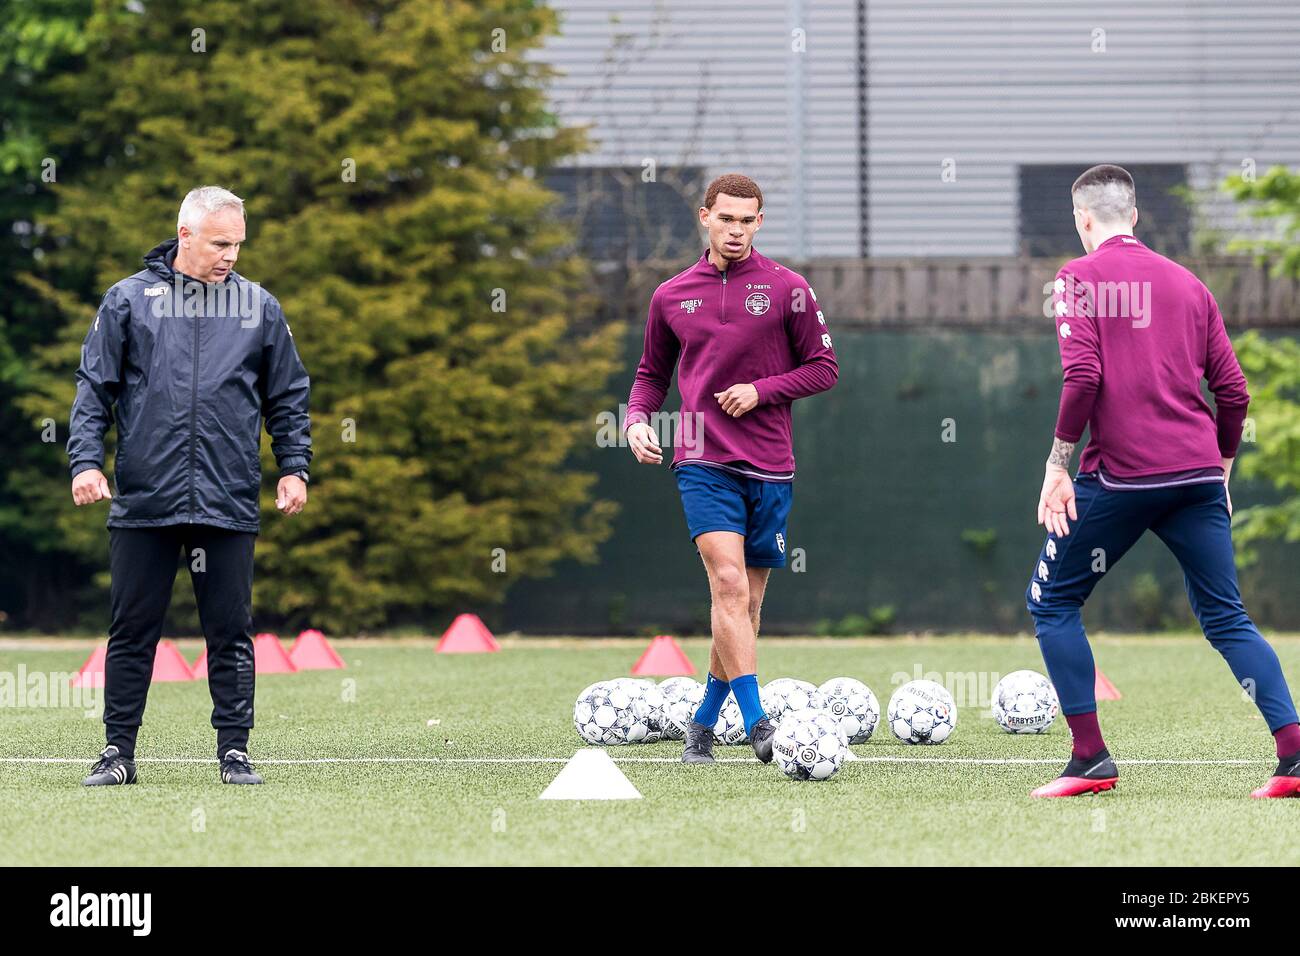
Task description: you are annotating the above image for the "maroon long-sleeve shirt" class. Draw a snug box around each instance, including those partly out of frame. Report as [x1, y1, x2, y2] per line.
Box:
[625, 248, 838, 479]
[1052, 235, 1250, 480]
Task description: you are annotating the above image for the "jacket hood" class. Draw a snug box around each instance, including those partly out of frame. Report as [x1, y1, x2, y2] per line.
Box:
[144, 238, 180, 279]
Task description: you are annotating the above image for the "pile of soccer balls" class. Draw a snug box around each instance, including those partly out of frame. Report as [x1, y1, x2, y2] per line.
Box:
[572, 670, 1057, 782]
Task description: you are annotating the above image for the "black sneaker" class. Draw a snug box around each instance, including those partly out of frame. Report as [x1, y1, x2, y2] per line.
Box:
[749, 717, 777, 763]
[82, 745, 137, 787]
[1031, 748, 1118, 798]
[682, 721, 716, 765]
[219, 749, 264, 785]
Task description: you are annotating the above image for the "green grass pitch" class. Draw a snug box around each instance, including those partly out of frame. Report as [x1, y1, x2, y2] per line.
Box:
[1, 635, 1297, 866]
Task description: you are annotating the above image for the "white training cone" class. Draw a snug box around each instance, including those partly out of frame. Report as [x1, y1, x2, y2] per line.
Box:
[539, 749, 642, 801]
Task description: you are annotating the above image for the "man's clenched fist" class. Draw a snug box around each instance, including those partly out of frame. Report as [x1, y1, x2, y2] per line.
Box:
[71, 469, 112, 506]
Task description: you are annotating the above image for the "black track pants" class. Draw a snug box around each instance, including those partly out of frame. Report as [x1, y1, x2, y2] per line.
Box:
[104, 524, 256, 759]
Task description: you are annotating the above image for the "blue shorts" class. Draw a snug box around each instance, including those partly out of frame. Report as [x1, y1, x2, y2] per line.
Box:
[674, 464, 793, 568]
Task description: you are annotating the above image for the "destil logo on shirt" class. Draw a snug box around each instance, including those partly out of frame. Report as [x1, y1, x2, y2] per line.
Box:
[744, 282, 773, 316]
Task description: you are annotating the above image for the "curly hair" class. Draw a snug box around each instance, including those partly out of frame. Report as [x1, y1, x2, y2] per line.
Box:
[703, 173, 763, 211]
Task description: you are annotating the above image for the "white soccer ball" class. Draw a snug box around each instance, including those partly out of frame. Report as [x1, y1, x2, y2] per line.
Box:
[818, 677, 880, 744]
[761, 678, 825, 725]
[608, 677, 665, 743]
[991, 670, 1059, 734]
[658, 677, 704, 740]
[714, 696, 749, 745]
[772, 709, 848, 781]
[659, 676, 700, 699]
[635, 681, 668, 743]
[887, 680, 957, 745]
[574, 681, 637, 745]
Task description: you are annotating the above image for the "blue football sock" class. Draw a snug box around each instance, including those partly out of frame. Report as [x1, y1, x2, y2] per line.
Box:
[730, 674, 766, 734]
[692, 672, 730, 727]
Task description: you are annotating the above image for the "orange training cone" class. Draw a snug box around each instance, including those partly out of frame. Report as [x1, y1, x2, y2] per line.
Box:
[152, 639, 195, 682]
[254, 632, 298, 673]
[631, 635, 696, 677]
[191, 648, 207, 679]
[1095, 668, 1122, 700]
[435, 614, 500, 653]
[289, 629, 345, 670]
[71, 644, 107, 689]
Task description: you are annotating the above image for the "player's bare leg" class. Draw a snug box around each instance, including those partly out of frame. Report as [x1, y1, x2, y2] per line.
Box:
[741, 565, 779, 760]
[692, 534, 776, 761]
[681, 532, 751, 764]
[747, 566, 770, 639]
[697, 532, 755, 677]
[703, 570, 765, 681]
[708, 644, 728, 683]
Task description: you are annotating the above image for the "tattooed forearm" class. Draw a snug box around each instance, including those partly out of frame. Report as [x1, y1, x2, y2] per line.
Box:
[1047, 437, 1075, 469]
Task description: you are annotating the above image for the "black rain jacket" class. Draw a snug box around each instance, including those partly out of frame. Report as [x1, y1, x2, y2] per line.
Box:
[68, 238, 311, 533]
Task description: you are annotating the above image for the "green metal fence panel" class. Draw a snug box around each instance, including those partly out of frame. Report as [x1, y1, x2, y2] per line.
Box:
[505, 327, 1300, 635]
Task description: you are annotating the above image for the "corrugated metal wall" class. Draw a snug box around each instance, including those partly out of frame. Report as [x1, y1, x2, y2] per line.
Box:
[540, 1, 1300, 258]
[868, 0, 1300, 255]
[539, 0, 861, 258]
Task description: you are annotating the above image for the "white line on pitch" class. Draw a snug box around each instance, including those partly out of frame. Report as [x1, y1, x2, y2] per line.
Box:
[0, 755, 1271, 766]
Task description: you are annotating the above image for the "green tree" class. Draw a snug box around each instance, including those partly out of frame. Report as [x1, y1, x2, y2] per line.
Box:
[17, 0, 620, 632]
[1223, 165, 1300, 563]
[1228, 331, 1300, 562]
[0, 0, 96, 628]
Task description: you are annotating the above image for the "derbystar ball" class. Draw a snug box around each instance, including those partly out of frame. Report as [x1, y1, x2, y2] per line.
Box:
[760, 678, 826, 725]
[991, 669, 1059, 734]
[608, 677, 665, 743]
[887, 679, 957, 745]
[772, 709, 848, 781]
[573, 681, 636, 745]
[658, 677, 704, 740]
[818, 677, 880, 744]
[714, 696, 749, 745]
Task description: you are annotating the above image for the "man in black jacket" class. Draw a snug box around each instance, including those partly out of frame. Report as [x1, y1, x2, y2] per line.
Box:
[68, 186, 311, 787]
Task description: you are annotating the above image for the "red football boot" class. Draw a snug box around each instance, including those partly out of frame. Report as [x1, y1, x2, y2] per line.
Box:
[1251, 752, 1300, 799]
[1031, 749, 1119, 798]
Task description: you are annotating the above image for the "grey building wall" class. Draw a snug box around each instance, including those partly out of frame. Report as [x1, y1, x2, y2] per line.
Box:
[868, 0, 1300, 256]
[538, 0, 861, 259]
[538, 1, 1300, 259]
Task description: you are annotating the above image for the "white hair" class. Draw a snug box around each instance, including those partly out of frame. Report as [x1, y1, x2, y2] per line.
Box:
[177, 186, 245, 231]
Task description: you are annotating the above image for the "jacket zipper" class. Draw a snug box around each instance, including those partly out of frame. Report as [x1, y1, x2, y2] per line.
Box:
[720, 268, 727, 324]
[187, 309, 199, 520]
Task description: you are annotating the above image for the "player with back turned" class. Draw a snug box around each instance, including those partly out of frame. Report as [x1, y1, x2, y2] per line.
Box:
[624, 173, 838, 765]
[1026, 164, 1300, 798]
